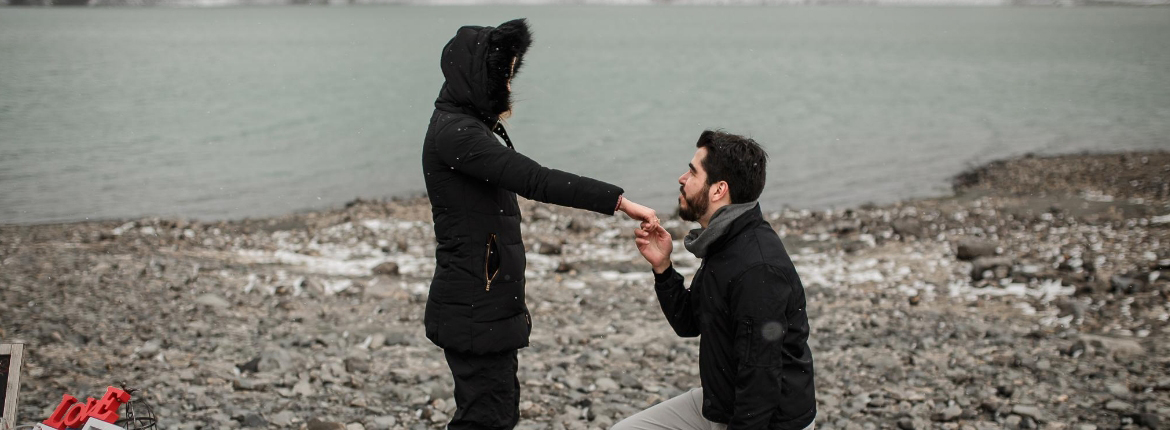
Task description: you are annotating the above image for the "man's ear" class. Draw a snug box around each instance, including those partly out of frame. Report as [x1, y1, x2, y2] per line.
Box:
[711, 181, 730, 203]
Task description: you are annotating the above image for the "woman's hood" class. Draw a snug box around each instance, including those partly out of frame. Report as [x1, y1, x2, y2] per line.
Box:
[434, 18, 533, 123]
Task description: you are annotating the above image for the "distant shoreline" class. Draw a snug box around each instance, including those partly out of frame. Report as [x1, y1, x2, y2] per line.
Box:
[4, 0, 1169, 6]
[2, 150, 1165, 229]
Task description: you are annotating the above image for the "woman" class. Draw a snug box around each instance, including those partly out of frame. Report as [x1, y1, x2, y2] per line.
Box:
[420, 18, 657, 430]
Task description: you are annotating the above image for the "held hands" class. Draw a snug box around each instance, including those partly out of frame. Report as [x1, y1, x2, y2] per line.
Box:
[634, 221, 673, 274]
[618, 197, 670, 273]
[618, 198, 659, 230]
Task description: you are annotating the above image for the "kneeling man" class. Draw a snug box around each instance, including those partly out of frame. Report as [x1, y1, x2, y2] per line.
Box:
[621, 130, 816, 430]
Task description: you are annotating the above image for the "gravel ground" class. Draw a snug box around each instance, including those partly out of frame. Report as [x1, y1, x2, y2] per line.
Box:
[2, 151, 1168, 430]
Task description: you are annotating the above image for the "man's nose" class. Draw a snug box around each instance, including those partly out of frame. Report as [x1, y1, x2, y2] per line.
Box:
[678, 172, 688, 184]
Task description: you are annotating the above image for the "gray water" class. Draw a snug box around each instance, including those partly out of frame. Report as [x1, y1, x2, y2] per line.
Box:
[1, 7, 1168, 225]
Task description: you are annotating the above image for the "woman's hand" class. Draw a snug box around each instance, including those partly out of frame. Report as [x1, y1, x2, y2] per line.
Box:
[618, 198, 658, 229]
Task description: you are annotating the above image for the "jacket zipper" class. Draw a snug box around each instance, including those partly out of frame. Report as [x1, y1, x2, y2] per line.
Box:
[743, 317, 755, 361]
[485, 234, 500, 291]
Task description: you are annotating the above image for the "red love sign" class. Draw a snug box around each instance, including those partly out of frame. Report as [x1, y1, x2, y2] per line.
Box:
[41, 386, 132, 429]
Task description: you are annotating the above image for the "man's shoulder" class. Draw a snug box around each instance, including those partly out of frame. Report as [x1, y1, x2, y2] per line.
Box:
[720, 222, 790, 259]
[706, 227, 789, 281]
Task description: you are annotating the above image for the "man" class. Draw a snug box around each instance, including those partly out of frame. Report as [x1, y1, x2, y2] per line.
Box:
[421, 19, 657, 430]
[622, 130, 817, 430]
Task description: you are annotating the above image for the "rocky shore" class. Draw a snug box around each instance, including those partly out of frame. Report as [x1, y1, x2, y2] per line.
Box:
[1, 151, 1167, 430]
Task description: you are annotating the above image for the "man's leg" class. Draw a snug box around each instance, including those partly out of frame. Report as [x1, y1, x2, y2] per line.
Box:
[611, 389, 815, 430]
[444, 349, 521, 430]
[611, 389, 724, 430]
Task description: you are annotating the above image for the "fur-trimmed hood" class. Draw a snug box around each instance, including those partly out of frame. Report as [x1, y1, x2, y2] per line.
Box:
[434, 18, 533, 124]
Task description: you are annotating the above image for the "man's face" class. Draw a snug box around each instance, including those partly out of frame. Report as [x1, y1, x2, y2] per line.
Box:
[677, 148, 711, 222]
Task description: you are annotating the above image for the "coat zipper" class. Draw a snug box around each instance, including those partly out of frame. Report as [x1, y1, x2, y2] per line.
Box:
[485, 234, 500, 291]
[745, 317, 754, 354]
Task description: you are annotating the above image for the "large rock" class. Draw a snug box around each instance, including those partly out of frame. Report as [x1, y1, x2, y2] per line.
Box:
[1105, 382, 1129, 397]
[1011, 405, 1047, 422]
[240, 413, 267, 428]
[372, 261, 399, 276]
[896, 417, 915, 430]
[619, 374, 643, 390]
[971, 256, 1013, 281]
[931, 404, 962, 422]
[566, 217, 593, 233]
[268, 411, 296, 427]
[237, 357, 261, 373]
[1110, 274, 1147, 294]
[891, 218, 925, 239]
[257, 348, 294, 373]
[383, 329, 413, 346]
[1133, 413, 1162, 429]
[293, 380, 316, 397]
[1104, 400, 1133, 413]
[535, 240, 563, 255]
[1081, 334, 1144, 359]
[595, 377, 620, 392]
[555, 262, 576, 274]
[136, 340, 161, 356]
[232, 378, 269, 391]
[367, 416, 397, 430]
[956, 238, 998, 261]
[194, 293, 231, 309]
[865, 354, 901, 371]
[345, 356, 371, 373]
[364, 277, 409, 300]
[832, 219, 861, 234]
[307, 419, 347, 430]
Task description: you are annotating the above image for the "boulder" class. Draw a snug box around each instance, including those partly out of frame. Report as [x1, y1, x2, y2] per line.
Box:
[891, 218, 924, 239]
[971, 257, 1013, 280]
[1104, 400, 1133, 413]
[372, 261, 399, 276]
[956, 238, 998, 261]
[931, 404, 962, 422]
[194, 293, 231, 309]
[257, 348, 294, 373]
[536, 240, 563, 255]
[307, 419, 347, 430]
[1011, 405, 1047, 422]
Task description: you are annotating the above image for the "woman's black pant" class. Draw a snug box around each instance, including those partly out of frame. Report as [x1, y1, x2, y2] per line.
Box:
[443, 349, 521, 430]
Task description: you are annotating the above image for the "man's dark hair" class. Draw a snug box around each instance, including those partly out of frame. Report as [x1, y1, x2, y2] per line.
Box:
[696, 130, 768, 204]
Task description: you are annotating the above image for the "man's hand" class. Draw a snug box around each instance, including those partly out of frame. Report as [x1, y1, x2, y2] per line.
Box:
[618, 198, 659, 230]
[634, 222, 673, 274]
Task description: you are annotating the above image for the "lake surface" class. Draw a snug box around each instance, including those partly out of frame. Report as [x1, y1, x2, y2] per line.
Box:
[1, 7, 1168, 224]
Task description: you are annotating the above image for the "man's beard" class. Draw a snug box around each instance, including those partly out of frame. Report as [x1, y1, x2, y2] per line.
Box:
[676, 184, 710, 222]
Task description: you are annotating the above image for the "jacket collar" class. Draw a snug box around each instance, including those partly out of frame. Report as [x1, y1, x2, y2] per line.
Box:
[683, 202, 761, 258]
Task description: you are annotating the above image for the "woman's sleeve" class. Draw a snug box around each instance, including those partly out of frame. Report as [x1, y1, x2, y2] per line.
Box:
[435, 123, 624, 215]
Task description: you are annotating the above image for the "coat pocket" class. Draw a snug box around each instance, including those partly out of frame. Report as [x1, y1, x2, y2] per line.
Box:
[485, 234, 501, 291]
[737, 316, 786, 367]
[734, 317, 753, 364]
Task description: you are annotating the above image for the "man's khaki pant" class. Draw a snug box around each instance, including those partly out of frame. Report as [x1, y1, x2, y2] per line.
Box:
[611, 389, 815, 430]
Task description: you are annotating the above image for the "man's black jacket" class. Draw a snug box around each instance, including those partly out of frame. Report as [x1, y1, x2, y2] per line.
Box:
[654, 205, 816, 430]
[422, 20, 623, 355]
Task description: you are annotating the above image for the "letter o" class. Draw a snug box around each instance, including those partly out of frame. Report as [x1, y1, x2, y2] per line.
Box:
[63, 403, 89, 428]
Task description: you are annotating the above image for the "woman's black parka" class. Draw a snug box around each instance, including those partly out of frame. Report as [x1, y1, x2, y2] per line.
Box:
[421, 19, 624, 354]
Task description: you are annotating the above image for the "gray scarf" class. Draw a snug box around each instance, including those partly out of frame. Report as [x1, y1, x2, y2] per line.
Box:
[683, 202, 758, 258]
